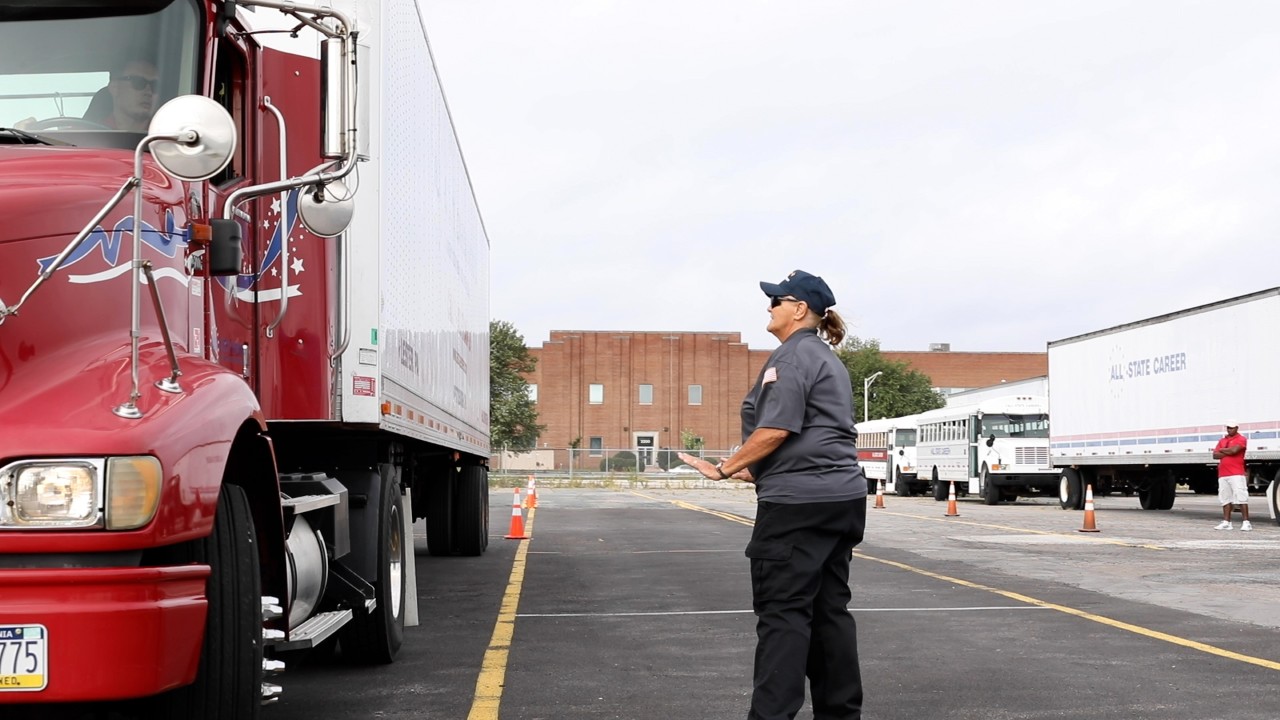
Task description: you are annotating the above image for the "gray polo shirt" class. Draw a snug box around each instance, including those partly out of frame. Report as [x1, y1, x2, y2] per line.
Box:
[741, 328, 867, 504]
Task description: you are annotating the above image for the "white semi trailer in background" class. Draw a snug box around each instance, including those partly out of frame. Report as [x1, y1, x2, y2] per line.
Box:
[1048, 288, 1280, 521]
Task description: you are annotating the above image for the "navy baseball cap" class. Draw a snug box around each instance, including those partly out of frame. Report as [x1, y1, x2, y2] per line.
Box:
[760, 270, 836, 314]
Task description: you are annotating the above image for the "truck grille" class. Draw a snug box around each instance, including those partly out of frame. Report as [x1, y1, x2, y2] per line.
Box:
[1015, 446, 1048, 465]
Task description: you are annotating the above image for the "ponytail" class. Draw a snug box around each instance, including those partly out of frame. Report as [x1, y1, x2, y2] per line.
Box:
[817, 308, 846, 346]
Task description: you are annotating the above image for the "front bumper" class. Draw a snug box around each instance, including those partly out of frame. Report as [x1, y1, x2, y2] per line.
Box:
[0, 564, 209, 702]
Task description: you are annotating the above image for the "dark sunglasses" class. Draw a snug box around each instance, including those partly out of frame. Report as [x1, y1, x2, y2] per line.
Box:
[116, 75, 158, 92]
[770, 296, 802, 308]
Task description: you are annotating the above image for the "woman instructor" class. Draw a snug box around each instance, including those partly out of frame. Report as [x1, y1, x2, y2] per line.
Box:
[680, 269, 867, 720]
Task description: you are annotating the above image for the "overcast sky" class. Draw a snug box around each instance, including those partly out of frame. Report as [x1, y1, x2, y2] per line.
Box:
[419, 0, 1280, 352]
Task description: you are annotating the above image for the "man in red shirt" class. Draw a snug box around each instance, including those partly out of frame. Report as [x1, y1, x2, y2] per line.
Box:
[1212, 421, 1250, 531]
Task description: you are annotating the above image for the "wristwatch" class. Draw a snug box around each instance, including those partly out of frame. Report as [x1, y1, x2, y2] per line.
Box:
[715, 462, 729, 480]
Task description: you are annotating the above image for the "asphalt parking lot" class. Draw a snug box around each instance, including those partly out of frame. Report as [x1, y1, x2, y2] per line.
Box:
[20, 486, 1279, 719]
[269, 485, 1280, 719]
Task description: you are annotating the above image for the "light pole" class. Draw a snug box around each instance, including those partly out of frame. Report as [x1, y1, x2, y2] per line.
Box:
[863, 371, 883, 423]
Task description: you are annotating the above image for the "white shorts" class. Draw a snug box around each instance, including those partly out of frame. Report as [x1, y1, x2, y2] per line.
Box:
[1218, 475, 1248, 505]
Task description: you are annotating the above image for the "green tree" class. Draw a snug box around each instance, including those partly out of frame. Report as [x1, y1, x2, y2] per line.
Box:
[679, 428, 705, 451]
[489, 320, 545, 451]
[836, 336, 945, 423]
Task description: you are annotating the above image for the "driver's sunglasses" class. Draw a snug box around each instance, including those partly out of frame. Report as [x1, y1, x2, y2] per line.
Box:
[770, 296, 801, 308]
[117, 75, 158, 92]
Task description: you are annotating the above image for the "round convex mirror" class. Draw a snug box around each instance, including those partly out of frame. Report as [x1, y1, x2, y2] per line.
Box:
[148, 95, 237, 181]
[297, 179, 355, 237]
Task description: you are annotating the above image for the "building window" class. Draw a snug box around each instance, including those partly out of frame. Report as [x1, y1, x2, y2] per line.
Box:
[589, 383, 604, 404]
[527, 384, 538, 403]
[589, 436, 603, 456]
[638, 384, 653, 405]
[688, 384, 702, 405]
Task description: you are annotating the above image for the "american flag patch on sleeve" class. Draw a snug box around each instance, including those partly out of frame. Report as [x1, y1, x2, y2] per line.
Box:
[763, 366, 778, 384]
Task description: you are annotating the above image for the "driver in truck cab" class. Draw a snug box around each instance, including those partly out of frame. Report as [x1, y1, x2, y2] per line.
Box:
[86, 58, 159, 132]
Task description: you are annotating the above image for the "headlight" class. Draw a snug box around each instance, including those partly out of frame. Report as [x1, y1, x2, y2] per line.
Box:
[0, 456, 163, 530]
[1, 460, 103, 527]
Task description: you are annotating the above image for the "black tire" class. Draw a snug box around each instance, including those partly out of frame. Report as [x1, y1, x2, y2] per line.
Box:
[1268, 469, 1280, 526]
[932, 469, 947, 502]
[1059, 468, 1083, 510]
[341, 475, 406, 664]
[1138, 486, 1154, 509]
[1156, 472, 1177, 510]
[425, 473, 453, 557]
[153, 484, 262, 720]
[895, 472, 912, 498]
[455, 466, 489, 557]
[980, 467, 1000, 506]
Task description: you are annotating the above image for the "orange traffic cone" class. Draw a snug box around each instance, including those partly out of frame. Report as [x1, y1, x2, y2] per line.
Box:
[1078, 483, 1100, 533]
[873, 479, 886, 509]
[504, 488, 529, 539]
[526, 476, 538, 509]
[944, 480, 959, 517]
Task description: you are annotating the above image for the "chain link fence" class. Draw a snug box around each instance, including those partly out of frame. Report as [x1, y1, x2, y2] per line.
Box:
[488, 446, 747, 489]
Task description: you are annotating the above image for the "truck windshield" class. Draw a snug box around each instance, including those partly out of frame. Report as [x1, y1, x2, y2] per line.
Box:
[981, 414, 1049, 439]
[0, 0, 200, 148]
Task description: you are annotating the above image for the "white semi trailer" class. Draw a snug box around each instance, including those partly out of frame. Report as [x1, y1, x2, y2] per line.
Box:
[1048, 288, 1280, 522]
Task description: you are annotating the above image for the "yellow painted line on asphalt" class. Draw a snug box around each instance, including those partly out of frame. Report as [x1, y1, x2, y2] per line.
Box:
[467, 507, 536, 720]
[649, 494, 1280, 673]
[876, 509, 1166, 550]
[630, 491, 754, 526]
[861, 553, 1280, 672]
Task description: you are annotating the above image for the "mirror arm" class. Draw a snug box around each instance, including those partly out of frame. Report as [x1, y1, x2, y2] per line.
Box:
[114, 133, 188, 420]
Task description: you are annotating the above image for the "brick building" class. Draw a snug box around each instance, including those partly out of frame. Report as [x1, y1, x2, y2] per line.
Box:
[522, 331, 1046, 469]
[882, 344, 1048, 396]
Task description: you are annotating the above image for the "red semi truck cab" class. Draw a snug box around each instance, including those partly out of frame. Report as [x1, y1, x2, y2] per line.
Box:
[0, 1, 492, 716]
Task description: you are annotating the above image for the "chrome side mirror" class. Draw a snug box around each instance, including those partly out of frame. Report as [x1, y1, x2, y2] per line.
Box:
[148, 95, 236, 181]
[298, 180, 355, 237]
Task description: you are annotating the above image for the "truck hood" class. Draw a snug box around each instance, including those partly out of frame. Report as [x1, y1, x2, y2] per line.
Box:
[0, 145, 179, 243]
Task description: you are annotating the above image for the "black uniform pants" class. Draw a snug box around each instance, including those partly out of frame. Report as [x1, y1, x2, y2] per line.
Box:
[745, 497, 866, 720]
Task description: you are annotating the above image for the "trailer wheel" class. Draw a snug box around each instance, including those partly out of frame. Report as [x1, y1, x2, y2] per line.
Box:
[1059, 469, 1083, 510]
[931, 468, 947, 501]
[425, 472, 454, 556]
[1267, 469, 1280, 526]
[152, 484, 262, 720]
[455, 466, 490, 556]
[980, 466, 1000, 505]
[341, 474, 406, 664]
[1139, 473, 1176, 510]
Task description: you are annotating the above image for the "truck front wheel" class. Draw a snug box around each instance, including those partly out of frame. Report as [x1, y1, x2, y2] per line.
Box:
[980, 466, 1000, 505]
[341, 473, 406, 664]
[152, 483, 263, 720]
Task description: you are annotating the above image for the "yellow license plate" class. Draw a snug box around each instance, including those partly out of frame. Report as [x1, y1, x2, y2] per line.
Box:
[0, 625, 47, 691]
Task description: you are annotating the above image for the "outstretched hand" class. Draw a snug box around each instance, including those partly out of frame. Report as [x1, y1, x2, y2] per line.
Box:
[675, 452, 754, 483]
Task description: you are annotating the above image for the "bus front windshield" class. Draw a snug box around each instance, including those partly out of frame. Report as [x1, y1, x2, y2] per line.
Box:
[981, 414, 1049, 439]
[0, 0, 200, 148]
[894, 429, 917, 446]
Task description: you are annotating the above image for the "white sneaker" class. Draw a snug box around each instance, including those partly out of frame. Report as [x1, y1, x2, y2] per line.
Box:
[1215, 521, 1233, 530]
[1241, 521, 1253, 532]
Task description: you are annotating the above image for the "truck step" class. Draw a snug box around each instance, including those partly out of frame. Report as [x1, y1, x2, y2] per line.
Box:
[280, 493, 341, 514]
[268, 609, 353, 652]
